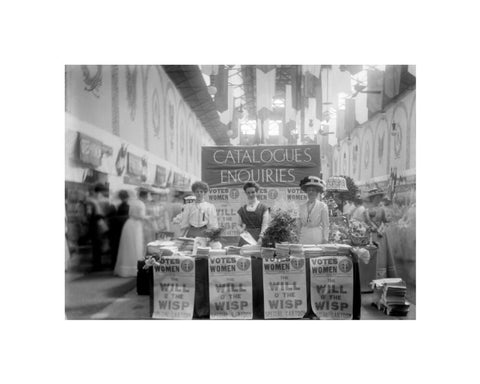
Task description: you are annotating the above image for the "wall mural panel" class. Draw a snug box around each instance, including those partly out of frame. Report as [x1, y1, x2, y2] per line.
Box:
[408, 94, 416, 170]
[340, 142, 350, 176]
[332, 149, 339, 176]
[66, 65, 113, 134]
[373, 117, 388, 178]
[328, 90, 415, 187]
[126, 65, 138, 121]
[165, 83, 177, 165]
[144, 66, 166, 160]
[118, 65, 144, 148]
[351, 134, 361, 181]
[361, 126, 374, 183]
[187, 114, 196, 174]
[177, 102, 187, 171]
[389, 102, 409, 174]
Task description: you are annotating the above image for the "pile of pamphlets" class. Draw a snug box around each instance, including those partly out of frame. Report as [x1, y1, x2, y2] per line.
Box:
[370, 278, 410, 316]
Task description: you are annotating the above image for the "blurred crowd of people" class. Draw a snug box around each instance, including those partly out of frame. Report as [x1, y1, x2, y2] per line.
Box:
[340, 188, 416, 236]
[65, 183, 196, 275]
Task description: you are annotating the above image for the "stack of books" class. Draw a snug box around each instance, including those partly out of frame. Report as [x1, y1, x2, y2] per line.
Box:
[146, 240, 178, 256]
[370, 278, 410, 316]
[303, 247, 323, 258]
[225, 246, 241, 256]
[275, 244, 290, 258]
[209, 249, 226, 257]
[196, 247, 211, 258]
[239, 244, 261, 258]
[261, 247, 276, 258]
[289, 244, 304, 257]
[174, 237, 195, 253]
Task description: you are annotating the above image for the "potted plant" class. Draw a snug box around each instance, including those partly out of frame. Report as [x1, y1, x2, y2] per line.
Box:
[261, 209, 299, 248]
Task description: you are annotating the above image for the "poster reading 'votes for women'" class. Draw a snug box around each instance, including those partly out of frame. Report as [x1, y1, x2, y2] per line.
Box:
[309, 256, 354, 320]
[208, 255, 253, 319]
[262, 256, 307, 319]
[152, 256, 196, 320]
[202, 145, 320, 239]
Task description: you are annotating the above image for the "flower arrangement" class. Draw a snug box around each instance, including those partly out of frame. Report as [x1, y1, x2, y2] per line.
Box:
[261, 209, 299, 248]
[328, 216, 350, 243]
[348, 219, 370, 246]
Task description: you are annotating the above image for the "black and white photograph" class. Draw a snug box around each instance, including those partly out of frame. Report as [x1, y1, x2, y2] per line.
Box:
[64, 64, 416, 321]
[3, 1, 479, 384]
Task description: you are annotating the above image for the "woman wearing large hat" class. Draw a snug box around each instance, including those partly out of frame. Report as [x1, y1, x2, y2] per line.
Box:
[298, 176, 330, 244]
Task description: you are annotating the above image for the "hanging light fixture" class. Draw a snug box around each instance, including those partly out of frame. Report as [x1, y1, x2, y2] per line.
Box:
[207, 74, 217, 97]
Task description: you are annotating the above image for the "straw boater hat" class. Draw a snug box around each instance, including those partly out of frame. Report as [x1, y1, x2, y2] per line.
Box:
[299, 176, 326, 193]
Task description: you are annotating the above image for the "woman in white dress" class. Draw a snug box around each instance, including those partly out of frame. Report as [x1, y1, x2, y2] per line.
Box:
[114, 198, 146, 277]
[297, 176, 329, 245]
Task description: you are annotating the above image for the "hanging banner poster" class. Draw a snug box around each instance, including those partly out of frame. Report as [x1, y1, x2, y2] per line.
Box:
[152, 256, 196, 320]
[309, 255, 354, 320]
[262, 256, 307, 319]
[208, 255, 253, 319]
[203, 145, 319, 243]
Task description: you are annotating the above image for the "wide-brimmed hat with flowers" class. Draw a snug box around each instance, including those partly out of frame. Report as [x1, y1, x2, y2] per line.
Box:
[299, 176, 326, 193]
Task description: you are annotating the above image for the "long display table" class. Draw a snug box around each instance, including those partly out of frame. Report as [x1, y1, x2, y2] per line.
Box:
[141, 252, 361, 320]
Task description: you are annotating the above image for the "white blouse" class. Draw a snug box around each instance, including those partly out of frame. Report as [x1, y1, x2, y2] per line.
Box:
[298, 199, 329, 240]
[180, 201, 218, 229]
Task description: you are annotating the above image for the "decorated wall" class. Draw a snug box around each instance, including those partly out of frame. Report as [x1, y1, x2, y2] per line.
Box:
[65, 65, 215, 192]
[329, 89, 416, 190]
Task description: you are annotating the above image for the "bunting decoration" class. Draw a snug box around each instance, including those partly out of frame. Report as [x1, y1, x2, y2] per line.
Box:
[255, 66, 276, 143]
[215, 65, 229, 113]
[256, 66, 276, 118]
[314, 74, 323, 120]
[408, 65, 416, 77]
[340, 65, 363, 75]
[291, 65, 303, 111]
[219, 82, 233, 125]
[284, 84, 297, 140]
[201, 65, 219, 76]
[384, 65, 402, 98]
[227, 104, 240, 143]
[344, 98, 357, 136]
[367, 70, 384, 115]
[336, 109, 346, 140]
[304, 66, 323, 121]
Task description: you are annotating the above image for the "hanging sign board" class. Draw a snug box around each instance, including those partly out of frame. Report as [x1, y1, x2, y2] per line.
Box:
[152, 256, 196, 319]
[309, 255, 354, 320]
[208, 255, 253, 319]
[202, 145, 320, 242]
[262, 256, 307, 319]
[202, 145, 320, 188]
